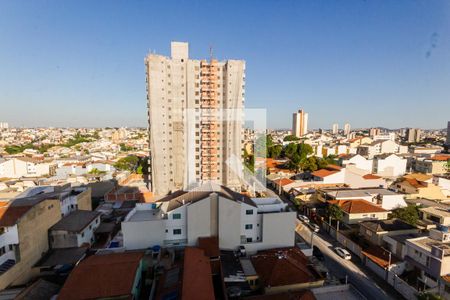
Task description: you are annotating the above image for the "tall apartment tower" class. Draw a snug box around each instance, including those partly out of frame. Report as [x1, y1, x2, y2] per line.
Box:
[344, 123, 351, 136]
[332, 123, 339, 135]
[406, 128, 422, 143]
[145, 42, 245, 195]
[446, 121, 450, 146]
[292, 109, 308, 137]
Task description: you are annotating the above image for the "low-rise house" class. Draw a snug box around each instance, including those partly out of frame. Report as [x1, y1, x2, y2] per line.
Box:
[373, 154, 407, 177]
[420, 207, 450, 226]
[49, 210, 101, 249]
[415, 155, 450, 175]
[405, 228, 450, 289]
[182, 247, 215, 300]
[311, 165, 345, 184]
[433, 175, 450, 198]
[359, 219, 420, 246]
[357, 140, 407, 159]
[122, 183, 296, 253]
[0, 157, 56, 179]
[318, 187, 407, 210]
[58, 251, 145, 299]
[394, 174, 446, 200]
[339, 154, 373, 172]
[328, 199, 388, 224]
[250, 247, 324, 295]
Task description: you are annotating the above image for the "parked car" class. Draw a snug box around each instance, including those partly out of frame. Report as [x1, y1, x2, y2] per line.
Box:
[335, 247, 351, 260]
[298, 214, 309, 223]
[308, 222, 320, 233]
[313, 246, 324, 261]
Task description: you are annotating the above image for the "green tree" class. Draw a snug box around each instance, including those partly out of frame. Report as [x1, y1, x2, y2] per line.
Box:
[283, 135, 300, 142]
[390, 205, 420, 225]
[269, 144, 283, 159]
[284, 143, 298, 158]
[114, 156, 140, 172]
[326, 203, 344, 230]
[88, 168, 106, 175]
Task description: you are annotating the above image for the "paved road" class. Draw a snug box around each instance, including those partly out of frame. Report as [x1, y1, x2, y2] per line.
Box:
[296, 220, 395, 300]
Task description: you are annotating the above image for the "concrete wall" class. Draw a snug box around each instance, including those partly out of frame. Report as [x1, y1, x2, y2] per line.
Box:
[122, 219, 165, 250]
[218, 198, 241, 250]
[187, 196, 212, 245]
[260, 211, 296, 249]
[0, 199, 62, 289]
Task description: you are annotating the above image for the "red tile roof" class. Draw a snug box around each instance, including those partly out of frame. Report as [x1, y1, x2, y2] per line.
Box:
[182, 247, 215, 300]
[362, 246, 399, 268]
[363, 174, 381, 180]
[404, 178, 426, 189]
[58, 252, 144, 300]
[431, 155, 450, 161]
[329, 199, 387, 214]
[251, 247, 322, 288]
[311, 169, 339, 178]
[327, 164, 342, 171]
[274, 178, 295, 186]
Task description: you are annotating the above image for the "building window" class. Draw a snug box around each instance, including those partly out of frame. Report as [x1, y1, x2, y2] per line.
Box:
[246, 209, 253, 215]
[245, 224, 253, 230]
[246, 237, 252, 243]
[173, 213, 181, 220]
[173, 229, 182, 235]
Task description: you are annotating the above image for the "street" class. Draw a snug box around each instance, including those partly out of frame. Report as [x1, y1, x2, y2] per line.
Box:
[296, 220, 397, 300]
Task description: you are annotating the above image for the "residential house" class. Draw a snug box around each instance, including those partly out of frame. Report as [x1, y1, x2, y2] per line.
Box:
[359, 219, 420, 246]
[250, 247, 324, 295]
[373, 154, 407, 177]
[415, 155, 450, 175]
[328, 199, 388, 224]
[433, 175, 450, 198]
[357, 140, 407, 159]
[58, 252, 145, 300]
[0, 158, 56, 179]
[420, 207, 450, 226]
[405, 228, 450, 289]
[122, 183, 296, 254]
[318, 187, 407, 210]
[182, 247, 215, 300]
[339, 154, 373, 172]
[49, 210, 101, 249]
[393, 174, 446, 200]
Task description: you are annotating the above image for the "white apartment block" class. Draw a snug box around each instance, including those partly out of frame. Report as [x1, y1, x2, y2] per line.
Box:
[357, 140, 408, 159]
[0, 158, 56, 179]
[122, 184, 295, 254]
[145, 42, 245, 195]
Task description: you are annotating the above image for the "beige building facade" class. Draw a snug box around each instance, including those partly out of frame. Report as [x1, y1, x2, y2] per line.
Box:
[145, 42, 245, 195]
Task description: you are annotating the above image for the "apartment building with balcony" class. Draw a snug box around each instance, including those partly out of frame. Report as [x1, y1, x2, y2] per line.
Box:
[122, 183, 295, 253]
[357, 140, 408, 159]
[145, 42, 245, 195]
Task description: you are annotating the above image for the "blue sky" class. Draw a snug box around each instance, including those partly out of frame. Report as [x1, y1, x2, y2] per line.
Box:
[0, 1, 449, 129]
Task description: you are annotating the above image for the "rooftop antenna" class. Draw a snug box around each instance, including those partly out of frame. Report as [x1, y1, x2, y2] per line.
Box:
[209, 45, 213, 62]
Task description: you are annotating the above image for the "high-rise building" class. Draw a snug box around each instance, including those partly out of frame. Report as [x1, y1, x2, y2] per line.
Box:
[344, 123, 351, 135]
[145, 42, 245, 195]
[370, 128, 381, 137]
[332, 123, 339, 135]
[0, 122, 9, 130]
[446, 121, 450, 146]
[292, 109, 308, 137]
[406, 128, 422, 143]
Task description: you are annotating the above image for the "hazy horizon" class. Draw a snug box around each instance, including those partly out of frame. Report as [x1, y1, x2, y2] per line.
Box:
[1, 1, 449, 129]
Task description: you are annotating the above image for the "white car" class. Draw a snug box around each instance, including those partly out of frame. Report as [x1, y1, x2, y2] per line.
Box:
[335, 247, 351, 260]
[309, 223, 320, 233]
[298, 215, 309, 223]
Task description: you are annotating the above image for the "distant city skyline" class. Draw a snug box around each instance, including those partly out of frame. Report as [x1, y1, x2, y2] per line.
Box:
[1, 1, 450, 129]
